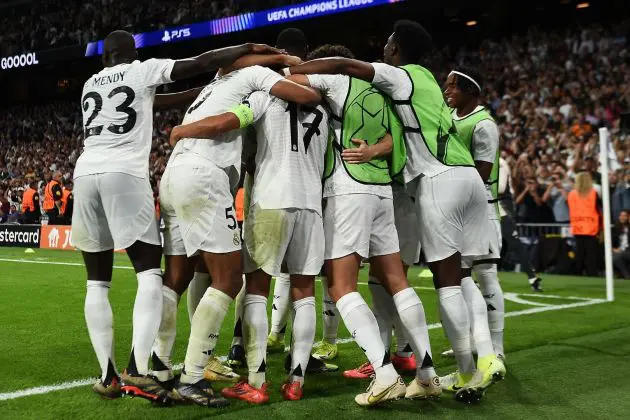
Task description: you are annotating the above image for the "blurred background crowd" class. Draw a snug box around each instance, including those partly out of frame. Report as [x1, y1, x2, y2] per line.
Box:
[2, 20, 629, 226]
[0, 0, 303, 56]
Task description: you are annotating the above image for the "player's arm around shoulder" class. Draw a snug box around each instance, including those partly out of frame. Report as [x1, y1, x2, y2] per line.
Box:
[268, 78, 321, 106]
[169, 43, 284, 81]
[287, 57, 375, 83]
[220, 54, 302, 75]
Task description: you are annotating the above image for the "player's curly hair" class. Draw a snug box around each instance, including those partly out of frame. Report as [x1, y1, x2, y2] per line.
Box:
[306, 44, 355, 61]
[454, 66, 484, 96]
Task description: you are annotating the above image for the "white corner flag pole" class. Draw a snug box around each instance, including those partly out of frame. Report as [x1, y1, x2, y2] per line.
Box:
[599, 127, 614, 302]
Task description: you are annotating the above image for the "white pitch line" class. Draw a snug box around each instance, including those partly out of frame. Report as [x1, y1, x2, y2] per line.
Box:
[0, 258, 133, 270]
[503, 292, 550, 307]
[0, 379, 95, 401]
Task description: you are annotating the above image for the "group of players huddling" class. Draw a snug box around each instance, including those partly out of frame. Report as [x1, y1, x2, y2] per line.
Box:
[75, 19, 507, 408]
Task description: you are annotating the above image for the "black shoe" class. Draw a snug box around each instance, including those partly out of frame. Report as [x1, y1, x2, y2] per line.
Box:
[530, 277, 543, 293]
[284, 354, 339, 374]
[174, 379, 230, 408]
[227, 344, 247, 369]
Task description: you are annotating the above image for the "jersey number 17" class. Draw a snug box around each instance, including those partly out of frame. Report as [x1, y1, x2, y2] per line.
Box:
[285, 103, 323, 154]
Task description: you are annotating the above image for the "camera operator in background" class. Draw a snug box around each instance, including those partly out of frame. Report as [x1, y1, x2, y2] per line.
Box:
[515, 176, 555, 223]
[542, 168, 571, 223]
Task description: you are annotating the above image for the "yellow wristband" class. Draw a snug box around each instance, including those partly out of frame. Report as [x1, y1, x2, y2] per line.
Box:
[230, 103, 255, 128]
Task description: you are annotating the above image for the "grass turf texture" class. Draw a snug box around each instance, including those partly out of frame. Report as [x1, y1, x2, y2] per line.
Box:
[1, 248, 629, 419]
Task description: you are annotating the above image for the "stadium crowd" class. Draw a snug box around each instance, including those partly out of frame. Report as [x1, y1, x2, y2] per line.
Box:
[0, 0, 302, 56]
[1, 22, 630, 226]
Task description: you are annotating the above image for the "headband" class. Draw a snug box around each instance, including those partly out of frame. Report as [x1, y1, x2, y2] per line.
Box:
[449, 70, 481, 93]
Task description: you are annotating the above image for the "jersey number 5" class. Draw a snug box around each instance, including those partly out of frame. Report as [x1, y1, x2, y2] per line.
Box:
[285, 103, 323, 154]
[82, 86, 137, 138]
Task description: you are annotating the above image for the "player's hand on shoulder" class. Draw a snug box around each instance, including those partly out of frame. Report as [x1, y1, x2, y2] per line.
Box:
[342, 139, 375, 164]
[250, 43, 286, 55]
[283, 55, 303, 67]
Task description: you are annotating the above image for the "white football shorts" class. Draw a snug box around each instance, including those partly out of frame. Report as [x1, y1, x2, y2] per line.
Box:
[412, 166, 490, 263]
[160, 153, 241, 257]
[468, 217, 502, 266]
[393, 183, 421, 267]
[72, 173, 160, 252]
[324, 193, 399, 260]
[243, 204, 324, 276]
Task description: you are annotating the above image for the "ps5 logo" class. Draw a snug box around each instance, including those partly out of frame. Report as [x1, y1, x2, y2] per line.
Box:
[162, 28, 191, 43]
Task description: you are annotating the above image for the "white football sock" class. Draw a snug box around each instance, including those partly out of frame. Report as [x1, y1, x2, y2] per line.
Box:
[368, 276, 395, 349]
[337, 292, 398, 384]
[393, 288, 436, 382]
[187, 271, 211, 322]
[85, 280, 118, 383]
[290, 296, 316, 386]
[475, 263, 505, 356]
[131, 268, 163, 375]
[153, 285, 179, 381]
[321, 277, 339, 343]
[461, 276, 494, 359]
[438, 286, 475, 375]
[180, 287, 232, 384]
[243, 294, 268, 388]
[394, 323, 412, 357]
[231, 276, 246, 347]
[270, 273, 291, 336]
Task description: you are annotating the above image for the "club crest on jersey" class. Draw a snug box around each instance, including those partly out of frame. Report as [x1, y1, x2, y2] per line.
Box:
[233, 232, 240, 246]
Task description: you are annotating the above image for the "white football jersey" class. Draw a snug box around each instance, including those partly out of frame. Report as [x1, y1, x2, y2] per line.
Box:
[170, 65, 283, 172]
[247, 91, 328, 215]
[75, 58, 175, 179]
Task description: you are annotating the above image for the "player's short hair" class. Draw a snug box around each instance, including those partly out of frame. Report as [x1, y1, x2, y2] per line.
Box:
[453, 66, 483, 96]
[306, 44, 355, 60]
[276, 28, 308, 58]
[103, 30, 136, 54]
[393, 20, 433, 63]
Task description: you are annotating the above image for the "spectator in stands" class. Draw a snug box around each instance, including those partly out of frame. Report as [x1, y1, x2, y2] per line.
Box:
[7, 204, 20, 223]
[612, 209, 630, 279]
[0, 191, 9, 223]
[542, 168, 571, 223]
[516, 176, 555, 223]
[612, 171, 630, 222]
[568, 172, 601, 277]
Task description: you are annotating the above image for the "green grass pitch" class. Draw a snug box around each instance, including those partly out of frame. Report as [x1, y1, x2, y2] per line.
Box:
[1, 248, 630, 419]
